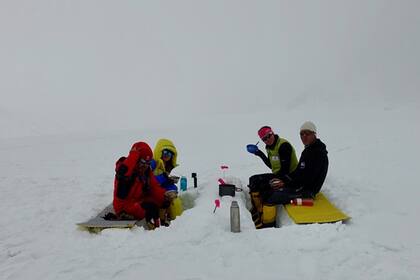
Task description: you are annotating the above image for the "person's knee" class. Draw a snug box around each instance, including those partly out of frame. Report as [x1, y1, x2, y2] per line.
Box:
[248, 174, 265, 191]
[265, 191, 289, 205]
[261, 204, 277, 227]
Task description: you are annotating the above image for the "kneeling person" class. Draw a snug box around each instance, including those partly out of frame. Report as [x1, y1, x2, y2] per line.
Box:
[113, 142, 166, 229]
[153, 138, 183, 226]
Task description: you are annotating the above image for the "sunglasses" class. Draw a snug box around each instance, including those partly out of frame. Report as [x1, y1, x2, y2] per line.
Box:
[162, 150, 173, 158]
[261, 133, 273, 141]
[138, 158, 152, 166]
[300, 131, 314, 136]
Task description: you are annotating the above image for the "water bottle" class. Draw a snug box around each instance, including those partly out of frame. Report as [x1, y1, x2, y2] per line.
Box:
[230, 201, 240, 233]
[290, 198, 314, 206]
[180, 176, 187, 191]
[191, 173, 197, 188]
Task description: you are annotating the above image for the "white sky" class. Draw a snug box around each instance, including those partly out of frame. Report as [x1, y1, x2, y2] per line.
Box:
[1, 1, 419, 137]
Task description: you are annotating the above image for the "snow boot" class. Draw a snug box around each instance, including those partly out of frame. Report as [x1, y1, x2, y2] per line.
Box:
[261, 204, 277, 228]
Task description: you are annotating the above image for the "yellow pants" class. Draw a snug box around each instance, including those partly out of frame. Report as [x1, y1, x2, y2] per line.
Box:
[168, 196, 183, 220]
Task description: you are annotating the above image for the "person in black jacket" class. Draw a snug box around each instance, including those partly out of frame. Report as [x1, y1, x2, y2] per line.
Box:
[265, 121, 329, 205]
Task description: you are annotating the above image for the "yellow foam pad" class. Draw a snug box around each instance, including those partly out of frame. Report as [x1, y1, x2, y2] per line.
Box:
[285, 192, 350, 224]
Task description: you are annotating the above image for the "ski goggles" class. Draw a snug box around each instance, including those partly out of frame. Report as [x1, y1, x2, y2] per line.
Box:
[162, 149, 173, 158]
[138, 158, 152, 166]
[261, 132, 273, 142]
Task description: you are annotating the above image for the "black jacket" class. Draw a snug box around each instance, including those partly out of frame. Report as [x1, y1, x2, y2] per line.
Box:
[282, 138, 328, 196]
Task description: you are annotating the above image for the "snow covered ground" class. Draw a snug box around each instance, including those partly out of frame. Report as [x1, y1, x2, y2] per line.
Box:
[1, 1, 420, 279]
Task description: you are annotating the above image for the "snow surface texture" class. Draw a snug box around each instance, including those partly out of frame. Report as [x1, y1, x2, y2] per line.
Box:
[1, 1, 420, 279]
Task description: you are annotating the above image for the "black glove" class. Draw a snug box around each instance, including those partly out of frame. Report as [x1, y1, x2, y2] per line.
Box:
[141, 202, 159, 222]
[115, 164, 134, 199]
[116, 164, 128, 178]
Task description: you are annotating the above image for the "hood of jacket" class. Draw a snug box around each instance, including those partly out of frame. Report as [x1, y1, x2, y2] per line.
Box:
[153, 138, 178, 168]
[124, 141, 153, 176]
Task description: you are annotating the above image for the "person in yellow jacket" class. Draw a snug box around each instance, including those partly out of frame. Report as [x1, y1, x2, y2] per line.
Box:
[246, 126, 298, 228]
[153, 138, 183, 226]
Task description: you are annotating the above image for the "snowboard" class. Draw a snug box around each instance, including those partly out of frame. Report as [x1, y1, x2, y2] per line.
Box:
[77, 203, 139, 233]
[282, 192, 350, 224]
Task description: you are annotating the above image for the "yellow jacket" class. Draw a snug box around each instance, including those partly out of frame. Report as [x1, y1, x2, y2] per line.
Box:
[153, 138, 179, 176]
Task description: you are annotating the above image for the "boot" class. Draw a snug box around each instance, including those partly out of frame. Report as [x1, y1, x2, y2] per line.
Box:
[261, 204, 277, 228]
[250, 191, 264, 229]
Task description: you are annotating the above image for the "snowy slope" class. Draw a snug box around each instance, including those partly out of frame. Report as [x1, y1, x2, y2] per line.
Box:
[1, 1, 420, 280]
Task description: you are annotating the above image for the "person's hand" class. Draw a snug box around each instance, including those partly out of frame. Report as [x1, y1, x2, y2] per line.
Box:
[116, 164, 128, 177]
[164, 190, 178, 201]
[149, 159, 157, 171]
[169, 175, 180, 184]
[269, 178, 284, 190]
[246, 144, 259, 154]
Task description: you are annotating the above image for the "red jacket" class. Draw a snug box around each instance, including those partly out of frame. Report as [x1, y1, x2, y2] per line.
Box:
[113, 142, 165, 219]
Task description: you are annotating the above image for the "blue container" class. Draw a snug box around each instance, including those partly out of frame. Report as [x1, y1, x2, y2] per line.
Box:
[246, 144, 258, 154]
[180, 176, 187, 191]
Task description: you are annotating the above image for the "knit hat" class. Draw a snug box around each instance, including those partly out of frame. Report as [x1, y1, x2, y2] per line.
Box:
[300, 121, 317, 134]
[258, 126, 273, 139]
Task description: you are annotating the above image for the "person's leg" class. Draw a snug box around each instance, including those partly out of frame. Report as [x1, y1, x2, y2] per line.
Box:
[264, 188, 303, 205]
[258, 188, 304, 228]
[248, 173, 275, 192]
[248, 173, 275, 229]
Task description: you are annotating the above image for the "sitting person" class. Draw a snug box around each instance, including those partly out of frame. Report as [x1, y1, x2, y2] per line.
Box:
[246, 126, 298, 229]
[262, 121, 329, 227]
[153, 138, 183, 225]
[113, 141, 167, 229]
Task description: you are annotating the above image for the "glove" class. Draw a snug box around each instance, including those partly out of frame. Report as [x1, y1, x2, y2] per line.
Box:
[165, 173, 175, 185]
[149, 159, 157, 171]
[116, 164, 128, 178]
[169, 175, 180, 184]
[141, 202, 159, 222]
[269, 178, 284, 190]
[246, 144, 259, 154]
[164, 190, 178, 201]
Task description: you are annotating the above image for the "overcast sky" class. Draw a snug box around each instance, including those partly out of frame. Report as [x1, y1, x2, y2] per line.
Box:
[1, 1, 419, 138]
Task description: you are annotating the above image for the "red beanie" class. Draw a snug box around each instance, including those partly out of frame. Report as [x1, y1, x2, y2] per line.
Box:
[258, 126, 273, 139]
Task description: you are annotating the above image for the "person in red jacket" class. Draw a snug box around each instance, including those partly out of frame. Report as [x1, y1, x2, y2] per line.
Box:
[113, 141, 166, 229]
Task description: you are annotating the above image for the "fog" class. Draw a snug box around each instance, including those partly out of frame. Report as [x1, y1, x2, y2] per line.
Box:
[1, 1, 419, 138]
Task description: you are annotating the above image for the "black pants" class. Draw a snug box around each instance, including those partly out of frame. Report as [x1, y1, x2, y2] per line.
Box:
[264, 188, 313, 204]
[249, 173, 313, 204]
[248, 173, 276, 200]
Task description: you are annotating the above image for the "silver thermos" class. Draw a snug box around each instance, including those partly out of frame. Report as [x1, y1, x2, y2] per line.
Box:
[230, 201, 240, 233]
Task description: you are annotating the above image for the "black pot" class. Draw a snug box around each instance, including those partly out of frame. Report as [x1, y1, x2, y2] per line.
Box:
[219, 184, 235, 197]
